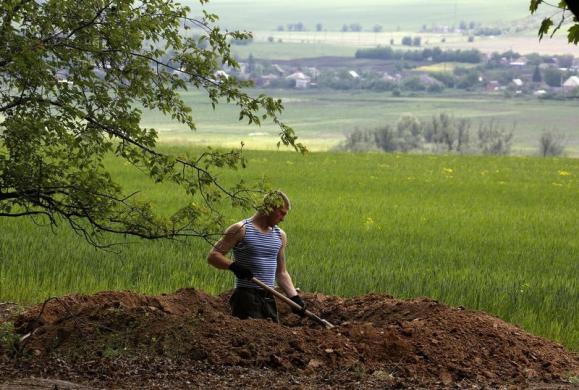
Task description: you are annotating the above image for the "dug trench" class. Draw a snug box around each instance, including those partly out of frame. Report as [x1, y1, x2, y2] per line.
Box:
[0, 289, 577, 389]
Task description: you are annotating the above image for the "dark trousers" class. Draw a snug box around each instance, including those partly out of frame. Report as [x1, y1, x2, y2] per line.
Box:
[229, 287, 279, 322]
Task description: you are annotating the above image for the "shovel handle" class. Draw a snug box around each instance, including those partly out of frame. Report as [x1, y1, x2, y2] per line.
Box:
[251, 277, 334, 329]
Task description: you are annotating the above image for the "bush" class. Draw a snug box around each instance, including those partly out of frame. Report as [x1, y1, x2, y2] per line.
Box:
[539, 130, 566, 156]
[401, 36, 412, 46]
[402, 76, 426, 91]
[342, 114, 515, 156]
[430, 72, 455, 88]
[544, 68, 563, 87]
[230, 37, 254, 46]
[427, 83, 444, 93]
[477, 120, 514, 155]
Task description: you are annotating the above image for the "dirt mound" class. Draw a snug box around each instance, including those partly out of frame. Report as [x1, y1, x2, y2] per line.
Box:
[1, 289, 577, 389]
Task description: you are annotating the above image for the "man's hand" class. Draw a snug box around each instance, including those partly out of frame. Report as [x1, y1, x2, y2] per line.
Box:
[289, 295, 306, 316]
[228, 262, 254, 280]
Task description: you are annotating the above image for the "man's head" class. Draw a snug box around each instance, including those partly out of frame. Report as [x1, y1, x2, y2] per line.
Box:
[259, 190, 291, 227]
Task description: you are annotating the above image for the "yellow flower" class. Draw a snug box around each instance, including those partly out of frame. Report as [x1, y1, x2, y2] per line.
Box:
[443, 168, 453, 174]
[559, 170, 571, 176]
[364, 217, 375, 230]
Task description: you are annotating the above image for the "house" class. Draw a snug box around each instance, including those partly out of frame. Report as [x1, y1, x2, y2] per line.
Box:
[382, 72, 398, 82]
[418, 75, 443, 87]
[271, 64, 285, 75]
[256, 74, 279, 87]
[214, 70, 229, 80]
[512, 78, 523, 87]
[562, 76, 579, 92]
[305, 67, 321, 79]
[509, 57, 527, 67]
[348, 70, 360, 79]
[486, 80, 500, 92]
[286, 72, 311, 89]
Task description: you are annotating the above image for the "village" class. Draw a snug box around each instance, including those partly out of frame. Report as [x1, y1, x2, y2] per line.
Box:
[202, 47, 579, 98]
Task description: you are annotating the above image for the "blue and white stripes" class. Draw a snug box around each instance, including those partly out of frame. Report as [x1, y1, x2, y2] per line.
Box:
[233, 219, 282, 288]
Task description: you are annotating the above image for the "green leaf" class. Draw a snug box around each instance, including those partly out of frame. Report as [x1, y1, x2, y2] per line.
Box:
[538, 18, 554, 40]
[529, 0, 543, 13]
[568, 24, 579, 44]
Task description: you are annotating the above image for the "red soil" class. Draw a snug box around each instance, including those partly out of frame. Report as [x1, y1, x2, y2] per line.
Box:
[0, 289, 577, 389]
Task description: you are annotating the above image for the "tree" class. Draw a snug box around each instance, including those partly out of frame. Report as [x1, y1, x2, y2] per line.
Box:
[543, 67, 563, 87]
[0, 0, 304, 246]
[530, 1, 579, 44]
[401, 36, 412, 46]
[539, 129, 565, 156]
[532, 65, 542, 83]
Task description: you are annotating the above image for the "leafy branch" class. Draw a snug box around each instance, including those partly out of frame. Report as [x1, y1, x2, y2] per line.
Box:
[0, 0, 304, 247]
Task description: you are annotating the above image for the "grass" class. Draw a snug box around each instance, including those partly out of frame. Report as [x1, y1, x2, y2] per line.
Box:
[414, 62, 478, 73]
[196, 0, 531, 32]
[229, 31, 574, 58]
[144, 89, 579, 155]
[0, 148, 577, 351]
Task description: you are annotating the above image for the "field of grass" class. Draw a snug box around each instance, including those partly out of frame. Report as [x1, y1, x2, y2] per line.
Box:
[142, 90, 579, 156]
[180, 0, 575, 58]
[196, 0, 531, 32]
[230, 31, 574, 59]
[0, 148, 577, 350]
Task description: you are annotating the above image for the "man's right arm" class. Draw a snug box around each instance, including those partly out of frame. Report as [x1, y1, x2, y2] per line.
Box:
[207, 222, 245, 269]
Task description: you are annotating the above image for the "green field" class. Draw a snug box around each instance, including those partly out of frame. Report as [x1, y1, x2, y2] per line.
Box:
[144, 90, 579, 156]
[197, 0, 531, 32]
[229, 31, 575, 59]
[0, 149, 577, 350]
[188, 0, 575, 58]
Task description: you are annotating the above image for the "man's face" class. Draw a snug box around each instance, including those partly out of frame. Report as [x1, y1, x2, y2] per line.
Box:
[268, 205, 289, 226]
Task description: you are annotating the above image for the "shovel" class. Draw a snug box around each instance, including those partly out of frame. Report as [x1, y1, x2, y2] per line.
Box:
[251, 277, 334, 329]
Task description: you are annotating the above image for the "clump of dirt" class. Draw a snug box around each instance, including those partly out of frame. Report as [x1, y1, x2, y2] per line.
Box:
[0, 289, 577, 389]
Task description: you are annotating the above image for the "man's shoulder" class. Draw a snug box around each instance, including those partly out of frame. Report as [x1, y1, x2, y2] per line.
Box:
[275, 226, 287, 240]
[223, 220, 247, 240]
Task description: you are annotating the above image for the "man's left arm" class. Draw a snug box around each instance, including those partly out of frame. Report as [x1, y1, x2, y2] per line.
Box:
[276, 230, 305, 312]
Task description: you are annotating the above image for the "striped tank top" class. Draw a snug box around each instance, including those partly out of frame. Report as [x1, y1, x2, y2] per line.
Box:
[233, 219, 282, 289]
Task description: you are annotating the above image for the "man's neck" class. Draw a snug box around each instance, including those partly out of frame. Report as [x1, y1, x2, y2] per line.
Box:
[251, 213, 272, 232]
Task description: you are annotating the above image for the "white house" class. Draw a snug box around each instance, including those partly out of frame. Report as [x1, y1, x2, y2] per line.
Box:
[348, 70, 360, 79]
[562, 76, 579, 92]
[286, 72, 311, 89]
[509, 57, 527, 67]
[214, 70, 229, 80]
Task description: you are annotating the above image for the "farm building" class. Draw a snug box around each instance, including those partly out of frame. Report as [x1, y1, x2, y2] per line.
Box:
[348, 70, 360, 79]
[256, 74, 279, 87]
[486, 80, 500, 92]
[562, 76, 579, 92]
[286, 72, 311, 89]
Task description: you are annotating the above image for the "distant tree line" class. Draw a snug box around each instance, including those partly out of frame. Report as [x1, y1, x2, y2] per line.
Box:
[355, 47, 482, 63]
[401, 36, 422, 46]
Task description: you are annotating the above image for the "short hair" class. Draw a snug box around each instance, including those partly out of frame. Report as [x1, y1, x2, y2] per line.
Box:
[259, 190, 291, 214]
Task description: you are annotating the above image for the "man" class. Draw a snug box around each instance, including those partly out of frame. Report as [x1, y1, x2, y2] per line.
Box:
[207, 190, 305, 321]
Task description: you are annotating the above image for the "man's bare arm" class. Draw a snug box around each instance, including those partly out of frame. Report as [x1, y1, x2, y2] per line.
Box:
[207, 222, 245, 269]
[275, 230, 298, 297]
